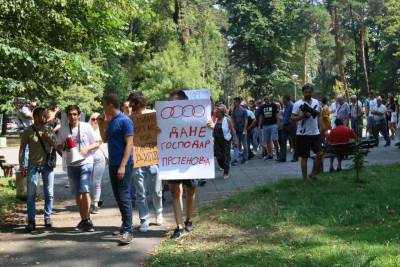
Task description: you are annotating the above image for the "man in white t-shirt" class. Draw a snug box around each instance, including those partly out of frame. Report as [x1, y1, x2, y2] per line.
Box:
[57, 105, 99, 232]
[291, 84, 323, 183]
[371, 97, 391, 147]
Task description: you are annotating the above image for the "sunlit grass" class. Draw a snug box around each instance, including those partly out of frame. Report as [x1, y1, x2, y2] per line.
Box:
[148, 164, 400, 267]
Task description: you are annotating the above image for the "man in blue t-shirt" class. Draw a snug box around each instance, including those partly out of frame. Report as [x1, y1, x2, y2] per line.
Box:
[99, 94, 134, 245]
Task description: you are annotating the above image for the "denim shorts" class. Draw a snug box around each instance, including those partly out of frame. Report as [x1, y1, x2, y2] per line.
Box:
[67, 164, 93, 195]
[263, 124, 278, 143]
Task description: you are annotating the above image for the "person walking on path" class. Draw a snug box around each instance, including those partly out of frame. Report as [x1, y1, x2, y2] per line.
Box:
[350, 95, 364, 138]
[336, 96, 350, 127]
[127, 92, 164, 233]
[291, 84, 323, 183]
[386, 95, 397, 139]
[259, 96, 280, 160]
[231, 97, 249, 165]
[371, 96, 391, 147]
[99, 94, 135, 245]
[57, 105, 99, 232]
[366, 93, 377, 137]
[212, 104, 237, 179]
[277, 96, 298, 162]
[320, 97, 332, 135]
[166, 90, 199, 240]
[19, 107, 57, 232]
[89, 113, 106, 214]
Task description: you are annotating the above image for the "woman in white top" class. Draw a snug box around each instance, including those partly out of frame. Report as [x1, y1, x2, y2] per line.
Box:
[89, 113, 106, 214]
[212, 104, 238, 179]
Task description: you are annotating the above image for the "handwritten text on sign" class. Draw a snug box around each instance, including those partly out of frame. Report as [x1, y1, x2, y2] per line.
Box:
[156, 100, 215, 180]
[131, 112, 159, 168]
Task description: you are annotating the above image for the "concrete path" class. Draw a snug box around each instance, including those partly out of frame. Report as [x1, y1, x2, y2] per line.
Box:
[1, 142, 399, 267]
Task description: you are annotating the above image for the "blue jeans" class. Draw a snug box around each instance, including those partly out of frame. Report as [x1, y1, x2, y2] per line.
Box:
[109, 165, 133, 233]
[252, 128, 259, 152]
[133, 166, 163, 223]
[233, 131, 248, 162]
[27, 165, 54, 222]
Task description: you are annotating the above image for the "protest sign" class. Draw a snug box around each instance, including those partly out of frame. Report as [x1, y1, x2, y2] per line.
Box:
[131, 112, 159, 168]
[155, 99, 215, 180]
[183, 89, 211, 100]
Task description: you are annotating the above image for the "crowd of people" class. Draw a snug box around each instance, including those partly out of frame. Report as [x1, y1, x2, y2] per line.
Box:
[17, 85, 400, 244]
[211, 85, 400, 181]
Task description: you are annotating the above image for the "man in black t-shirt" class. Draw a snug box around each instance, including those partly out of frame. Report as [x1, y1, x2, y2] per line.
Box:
[258, 96, 280, 160]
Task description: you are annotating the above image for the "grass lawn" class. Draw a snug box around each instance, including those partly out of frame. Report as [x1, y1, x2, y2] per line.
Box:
[0, 177, 18, 215]
[148, 164, 400, 267]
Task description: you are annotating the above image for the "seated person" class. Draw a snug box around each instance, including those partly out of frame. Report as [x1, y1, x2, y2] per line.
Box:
[326, 118, 357, 172]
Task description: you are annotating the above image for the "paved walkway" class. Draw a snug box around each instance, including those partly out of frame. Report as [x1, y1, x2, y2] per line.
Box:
[1, 142, 399, 267]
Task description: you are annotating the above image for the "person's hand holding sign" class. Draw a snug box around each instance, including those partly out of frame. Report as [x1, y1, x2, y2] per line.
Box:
[206, 119, 214, 129]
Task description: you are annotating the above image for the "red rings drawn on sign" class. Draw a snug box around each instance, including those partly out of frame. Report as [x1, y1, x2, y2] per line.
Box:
[161, 105, 205, 119]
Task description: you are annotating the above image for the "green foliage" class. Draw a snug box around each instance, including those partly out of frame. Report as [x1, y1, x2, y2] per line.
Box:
[0, 0, 138, 111]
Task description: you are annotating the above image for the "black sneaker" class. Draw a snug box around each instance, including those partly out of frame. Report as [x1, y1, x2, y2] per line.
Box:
[275, 159, 286, 163]
[119, 232, 133, 245]
[25, 221, 36, 233]
[198, 179, 207, 187]
[44, 218, 52, 228]
[170, 227, 184, 240]
[75, 220, 85, 231]
[98, 200, 104, 208]
[81, 219, 95, 232]
[184, 220, 193, 232]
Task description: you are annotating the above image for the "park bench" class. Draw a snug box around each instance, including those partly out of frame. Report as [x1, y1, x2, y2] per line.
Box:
[0, 155, 17, 177]
[311, 138, 374, 171]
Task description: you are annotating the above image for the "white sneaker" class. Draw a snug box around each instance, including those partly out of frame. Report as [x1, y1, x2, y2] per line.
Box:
[156, 214, 164, 226]
[139, 221, 150, 233]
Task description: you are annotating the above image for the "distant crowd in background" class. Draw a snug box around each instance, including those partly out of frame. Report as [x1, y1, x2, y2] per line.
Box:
[13, 85, 400, 243]
[210, 86, 400, 182]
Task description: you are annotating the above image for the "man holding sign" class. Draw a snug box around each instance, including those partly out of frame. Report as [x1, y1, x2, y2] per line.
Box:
[156, 90, 215, 239]
[128, 92, 163, 233]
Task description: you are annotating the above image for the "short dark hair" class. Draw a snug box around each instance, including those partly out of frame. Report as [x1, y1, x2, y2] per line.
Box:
[127, 92, 146, 108]
[103, 94, 120, 109]
[321, 97, 328, 105]
[33, 107, 47, 118]
[283, 95, 291, 101]
[335, 118, 344, 126]
[302, 83, 314, 92]
[234, 96, 242, 103]
[170, 90, 188, 100]
[65, 105, 81, 115]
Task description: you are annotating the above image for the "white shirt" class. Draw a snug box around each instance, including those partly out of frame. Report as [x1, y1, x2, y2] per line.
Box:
[292, 98, 321, 136]
[372, 104, 386, 121]
[330, 102, 338, 117]
[57, 122, 96, 166]
[368, 98, 377, 117]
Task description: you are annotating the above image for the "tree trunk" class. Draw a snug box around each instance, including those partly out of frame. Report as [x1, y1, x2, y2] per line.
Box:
[359, 15, 370, 94]
[331, 6, 349, 100]
[303, 37, 310, 85]
[349, 5, 359, 89]
[174, 0, 190, 45]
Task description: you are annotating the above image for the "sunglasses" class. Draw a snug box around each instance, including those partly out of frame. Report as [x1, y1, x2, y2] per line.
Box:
[91, 118, 98, 121]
